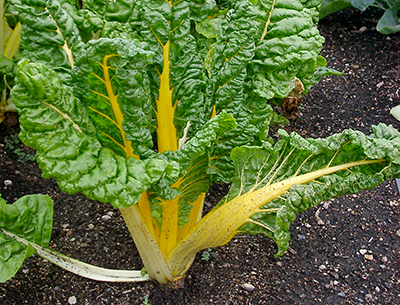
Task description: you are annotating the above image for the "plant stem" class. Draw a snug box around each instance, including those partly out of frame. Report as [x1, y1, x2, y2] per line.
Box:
[120, 204, 175, 284]
[1, 229, 150, 282]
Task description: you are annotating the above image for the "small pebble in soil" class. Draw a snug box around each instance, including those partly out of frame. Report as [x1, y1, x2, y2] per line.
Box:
[3, 179, 12, 186]
[364, 254, 374, 261]
[338, 291, 346, 297]
[359, 26, 367, 32]
[241, 283, 255, 292]
[102, 215, 112, 221]
[88, 223, 95, 230]
[366, 294, 373, 300]
[68, 296, 77, 304]
[359, 249, 367, 255]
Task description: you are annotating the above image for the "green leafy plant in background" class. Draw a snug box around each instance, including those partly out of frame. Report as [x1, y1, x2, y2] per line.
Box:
[1, 0, 400, 286]
[320, 0, 400, 34]
[0, 0, 21, 124]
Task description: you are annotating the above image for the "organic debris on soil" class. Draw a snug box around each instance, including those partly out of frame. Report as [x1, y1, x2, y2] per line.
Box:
[1, 7, 400, 305]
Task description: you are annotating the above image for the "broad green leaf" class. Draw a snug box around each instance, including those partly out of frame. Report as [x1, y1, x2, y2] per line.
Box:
[232, 123, 400, 255]
[138, 0, 208, 141]
[377, 7, 400, 34]
[320, 0, 352, 19]
[84, 0, 136, 22]
[72, 38, 155, 159]
[250, 0, 325, 99]
[349, 0, 375, 10]
[151, 111, 237, 225]
[10, 0, 82, 75]
[11, 61, 176, 209]
[0, 194, 53, 283]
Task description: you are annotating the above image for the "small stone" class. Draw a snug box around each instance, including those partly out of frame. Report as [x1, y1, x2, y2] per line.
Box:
[382, 256, 388, 263]
[22, 269, 29, 274]
[359, 26, 367, 32]
[359, 249, 367, 255]
[102, 215, 112, 221]
[396, 229, 400, 237]
[319, 264, 327, 270]
[297, 234, 306, 240]
[352, 64, 360, 69]
[338, 291, 346, 297]
[4, 180, 12, 186]
[375, 286, 381, 293]
[88, 224, 95, 230]
[241, 283, 255, 292]
[376, 81, 384, 88]
[68, 296, 77, 304]
[364, 254, 374, 261]
[330, 271, 339, 279]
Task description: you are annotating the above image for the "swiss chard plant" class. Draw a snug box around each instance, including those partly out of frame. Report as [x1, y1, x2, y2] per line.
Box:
[1, 0, 400, 285]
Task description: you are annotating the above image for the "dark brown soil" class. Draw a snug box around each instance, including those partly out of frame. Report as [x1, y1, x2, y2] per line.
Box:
[1, 7, 400, 305]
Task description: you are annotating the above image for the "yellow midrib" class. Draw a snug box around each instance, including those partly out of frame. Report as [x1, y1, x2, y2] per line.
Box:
[155, 40, 178, 153]
[4, 22, 21, 59]
[101, 54, 136, 159]
[49, 14, 75, 68]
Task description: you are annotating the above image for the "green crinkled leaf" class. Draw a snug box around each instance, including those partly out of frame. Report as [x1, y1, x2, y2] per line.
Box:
[139, 0, 209, 136]
[11, 61, 175, 209]
[84, 0, 136, 22]
[195, 17, 223, 39]
[72, 38, 155, 158]
[10, 0, 83, 78]
[250, 0, 325, 98]
[151, 111, 237, 224]
[0, 194, 53, 283]
[228, 123, 400, 256]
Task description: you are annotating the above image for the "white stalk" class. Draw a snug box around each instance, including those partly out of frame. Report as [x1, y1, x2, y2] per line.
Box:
[2, 229, 150, 282]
